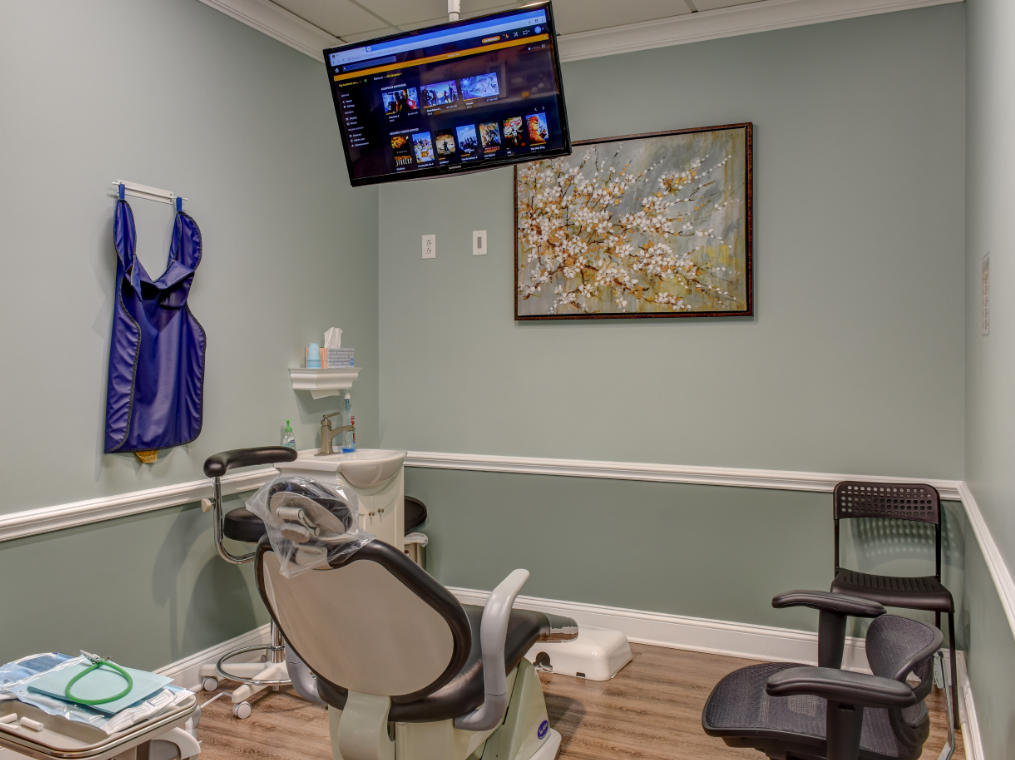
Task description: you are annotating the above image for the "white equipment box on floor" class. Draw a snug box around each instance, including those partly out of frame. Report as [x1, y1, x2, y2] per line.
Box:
[525, 627, 632, 681]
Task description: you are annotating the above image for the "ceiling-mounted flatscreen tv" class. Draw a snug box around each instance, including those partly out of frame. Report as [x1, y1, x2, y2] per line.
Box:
[323, 1, 570, 186]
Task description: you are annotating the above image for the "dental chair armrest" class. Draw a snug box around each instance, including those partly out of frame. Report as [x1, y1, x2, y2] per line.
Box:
[772, 591, 885, 670]
[454, 569, 531, 732]
[772, 591, 886, 618]
[766, 666, 917, 708]
[203, 446, 297, 477]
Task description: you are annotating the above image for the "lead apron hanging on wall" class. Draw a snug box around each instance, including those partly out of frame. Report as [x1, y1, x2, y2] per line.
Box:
[104, 197, 206, 456]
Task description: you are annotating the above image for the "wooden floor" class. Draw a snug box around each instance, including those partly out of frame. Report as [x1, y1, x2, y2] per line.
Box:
[197, 644, 963, 759]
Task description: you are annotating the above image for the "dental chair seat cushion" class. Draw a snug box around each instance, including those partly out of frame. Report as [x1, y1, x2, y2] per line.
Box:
[702, 662, 921, 760]
[315, 604, 558, 722]
[222, 508, 267, 543]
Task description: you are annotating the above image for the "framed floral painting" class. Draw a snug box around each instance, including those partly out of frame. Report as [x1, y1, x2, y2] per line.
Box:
[514, 123, 753, 320]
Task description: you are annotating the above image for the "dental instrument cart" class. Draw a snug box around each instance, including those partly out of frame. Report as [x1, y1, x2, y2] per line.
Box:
[0, 693, 198, 760]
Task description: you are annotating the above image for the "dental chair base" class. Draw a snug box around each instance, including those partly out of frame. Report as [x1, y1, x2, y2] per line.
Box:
[526, 626, 631, 682]
[327, 660, 556, 760]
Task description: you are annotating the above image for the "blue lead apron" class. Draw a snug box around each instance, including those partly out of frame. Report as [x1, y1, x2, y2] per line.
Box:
[104, 197, 206, 453]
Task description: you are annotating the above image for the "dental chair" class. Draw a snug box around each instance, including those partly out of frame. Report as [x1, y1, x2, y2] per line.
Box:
[702, 591, 943, 760]
[253, 475, 578, 760]
[200, 448, 437, 719]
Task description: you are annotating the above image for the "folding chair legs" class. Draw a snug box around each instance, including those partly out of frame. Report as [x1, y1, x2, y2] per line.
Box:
[947, 612, 959, 728]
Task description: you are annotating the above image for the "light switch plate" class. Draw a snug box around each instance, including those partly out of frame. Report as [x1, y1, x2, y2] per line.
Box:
[472, 229, 487, 256]
[422, 234, 436, 259]
[982, 251, 990, 336]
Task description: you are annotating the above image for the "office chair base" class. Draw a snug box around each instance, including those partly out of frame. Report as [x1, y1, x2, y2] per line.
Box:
[327, 660, 559, 760]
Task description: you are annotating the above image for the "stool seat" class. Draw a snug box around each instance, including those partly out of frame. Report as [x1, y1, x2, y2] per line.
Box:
[223, 508, 267, 543]
[831, 569, 954, 613]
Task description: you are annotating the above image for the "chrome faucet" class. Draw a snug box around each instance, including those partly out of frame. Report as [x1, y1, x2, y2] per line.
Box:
[317, 412, 354, 456]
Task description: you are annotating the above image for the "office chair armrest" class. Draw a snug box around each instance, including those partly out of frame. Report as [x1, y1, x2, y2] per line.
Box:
[203, 446, 297, 477]
[454, 569, 531, 732]
[772, 590, 886, 618]
[767, 666, 917, 708]
[772, 591, 885, 670]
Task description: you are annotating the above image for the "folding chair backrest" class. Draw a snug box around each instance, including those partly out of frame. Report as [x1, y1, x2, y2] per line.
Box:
[833, 481, 942, 576]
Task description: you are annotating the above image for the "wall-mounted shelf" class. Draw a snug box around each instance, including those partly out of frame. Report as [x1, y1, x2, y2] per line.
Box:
[289, 367, 360, 399]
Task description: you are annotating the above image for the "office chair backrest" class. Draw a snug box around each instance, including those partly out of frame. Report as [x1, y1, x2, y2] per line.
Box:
[256, 539, 471, 700]
[833, 481, 942, 576]
[865, 614, 943, 753]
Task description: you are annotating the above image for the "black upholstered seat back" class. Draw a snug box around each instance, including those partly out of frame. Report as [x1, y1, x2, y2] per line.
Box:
[256, 539, 472, 701]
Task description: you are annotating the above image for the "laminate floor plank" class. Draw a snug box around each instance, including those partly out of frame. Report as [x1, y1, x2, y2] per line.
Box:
[197, 643, 963, 759]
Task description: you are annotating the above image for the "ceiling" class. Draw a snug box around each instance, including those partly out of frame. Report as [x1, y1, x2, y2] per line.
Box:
[275, 0, 765, 43]
[198, 0, 960, 61]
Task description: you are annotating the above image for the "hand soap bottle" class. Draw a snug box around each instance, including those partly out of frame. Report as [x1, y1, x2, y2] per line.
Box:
[281, 419, 296, 449]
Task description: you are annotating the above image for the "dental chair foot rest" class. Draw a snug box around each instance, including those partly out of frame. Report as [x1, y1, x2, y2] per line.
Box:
[525, 627, 632, 681]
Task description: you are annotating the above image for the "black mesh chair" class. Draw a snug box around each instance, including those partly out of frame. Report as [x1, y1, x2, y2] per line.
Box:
[702, 591, 943, 760]
[829, 481, 958, 726]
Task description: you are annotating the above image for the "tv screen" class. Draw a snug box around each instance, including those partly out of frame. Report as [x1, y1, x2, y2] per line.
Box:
[323, 2, 570, 186]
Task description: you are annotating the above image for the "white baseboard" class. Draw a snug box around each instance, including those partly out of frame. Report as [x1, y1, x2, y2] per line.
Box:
[155, 625, 271, 691]
[448, 586, 871, 671]
[956, 652, 984, 760]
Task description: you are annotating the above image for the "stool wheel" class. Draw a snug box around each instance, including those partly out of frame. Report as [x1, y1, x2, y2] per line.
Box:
[233, 702, 252, 720]
[202, 677, 219, 692]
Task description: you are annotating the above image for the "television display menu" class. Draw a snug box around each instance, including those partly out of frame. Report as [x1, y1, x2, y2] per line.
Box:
[324, 2, 570, 186]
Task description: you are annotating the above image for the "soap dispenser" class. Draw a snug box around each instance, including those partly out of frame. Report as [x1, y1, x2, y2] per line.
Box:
[342, 392, 356, 452]
[281, 419, 296, 449]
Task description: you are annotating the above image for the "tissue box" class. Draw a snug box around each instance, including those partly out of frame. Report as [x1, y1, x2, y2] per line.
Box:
[325, 348, 355, 368]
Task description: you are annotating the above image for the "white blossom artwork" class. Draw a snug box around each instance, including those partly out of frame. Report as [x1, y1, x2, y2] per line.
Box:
[514, 124, 752, 319]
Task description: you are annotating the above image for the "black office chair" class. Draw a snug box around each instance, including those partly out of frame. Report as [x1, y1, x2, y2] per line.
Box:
[702, 590, 942, 760]
[829, 481, 958, 727]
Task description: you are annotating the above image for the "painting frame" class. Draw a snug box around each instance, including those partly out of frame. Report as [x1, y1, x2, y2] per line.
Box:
[514, 122, 753, 321]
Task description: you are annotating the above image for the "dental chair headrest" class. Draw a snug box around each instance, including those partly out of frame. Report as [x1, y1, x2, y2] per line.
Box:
[246, 475, 371, 576]
[268, 486, 353, 543]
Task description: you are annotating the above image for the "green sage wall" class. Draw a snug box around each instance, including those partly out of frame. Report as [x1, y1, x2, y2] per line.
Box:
[0, 0, 378, 666]
[378, 7, 965, 475]
[963, 0, 1015, 755]
[379, 6, 966, 621]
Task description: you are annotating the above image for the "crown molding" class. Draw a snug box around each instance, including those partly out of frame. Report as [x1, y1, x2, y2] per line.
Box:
[556, 0, 962, 62]
[197, 0, 338, 61]
[197, 0, 961, 64]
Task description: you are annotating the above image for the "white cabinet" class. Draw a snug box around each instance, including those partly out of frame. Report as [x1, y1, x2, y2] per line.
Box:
[276, 449, 405, 550]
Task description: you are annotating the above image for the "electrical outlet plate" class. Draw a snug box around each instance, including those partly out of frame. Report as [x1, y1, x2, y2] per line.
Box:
[472, 229, 487, 256]
[422, 234, 436, 259]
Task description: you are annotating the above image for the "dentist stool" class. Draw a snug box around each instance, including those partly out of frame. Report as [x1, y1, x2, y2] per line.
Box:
[199, 446, 300, 719]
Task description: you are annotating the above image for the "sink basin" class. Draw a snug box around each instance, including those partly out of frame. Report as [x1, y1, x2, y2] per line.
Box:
[279, 448, 406, 489]
[336, 450, 406, 489]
